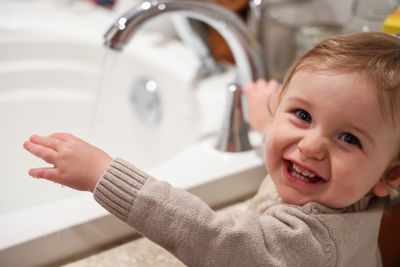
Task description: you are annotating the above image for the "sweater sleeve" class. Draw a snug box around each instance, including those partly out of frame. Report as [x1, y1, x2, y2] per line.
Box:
[94, 158, 336, 267]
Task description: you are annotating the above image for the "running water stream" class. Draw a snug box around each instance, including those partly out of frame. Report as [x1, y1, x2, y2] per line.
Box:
[90, 48, 120, 137]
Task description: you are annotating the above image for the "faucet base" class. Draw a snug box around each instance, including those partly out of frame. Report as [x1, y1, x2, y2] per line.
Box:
[216, 83, 252, 152]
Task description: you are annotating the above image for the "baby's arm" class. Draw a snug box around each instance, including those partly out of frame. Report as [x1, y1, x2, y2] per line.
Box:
[95, 158, 331, 266]
[23, 133, 112, 192]
[243, 79, 280, 134]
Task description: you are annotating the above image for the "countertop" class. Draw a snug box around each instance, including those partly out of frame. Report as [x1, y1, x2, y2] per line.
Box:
[63, 199, 251, 267]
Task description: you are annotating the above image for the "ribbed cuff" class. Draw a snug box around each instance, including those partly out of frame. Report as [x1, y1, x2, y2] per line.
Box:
[93, 158, 148, 221]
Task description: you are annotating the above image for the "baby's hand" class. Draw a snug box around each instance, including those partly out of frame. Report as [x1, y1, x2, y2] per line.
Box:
[244, 79, 280, 134]
[23, 133, 112, 192]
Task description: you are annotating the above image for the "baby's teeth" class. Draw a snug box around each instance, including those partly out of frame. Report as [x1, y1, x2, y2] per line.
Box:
[293, 164, 301, 173]
[303, 170, 315, 178]
[292, 171, 309, 182]
[293, 163, 316, 178]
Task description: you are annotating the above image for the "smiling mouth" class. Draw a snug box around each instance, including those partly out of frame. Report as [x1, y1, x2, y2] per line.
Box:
[286, 160, 326, 184]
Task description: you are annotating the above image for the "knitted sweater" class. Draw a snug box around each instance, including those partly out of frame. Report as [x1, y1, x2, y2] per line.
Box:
[94, 158, 384, 267]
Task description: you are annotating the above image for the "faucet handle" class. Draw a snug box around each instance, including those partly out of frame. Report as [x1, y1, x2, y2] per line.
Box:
[216, 83, 252, 152]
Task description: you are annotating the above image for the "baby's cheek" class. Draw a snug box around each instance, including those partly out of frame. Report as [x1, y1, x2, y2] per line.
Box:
[264, 139, 275, 171]
[342, 185, 356, 198]
[339, 184, 369, 206]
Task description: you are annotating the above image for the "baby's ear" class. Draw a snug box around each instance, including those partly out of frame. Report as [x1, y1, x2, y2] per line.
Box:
[373, 166, 400, 197]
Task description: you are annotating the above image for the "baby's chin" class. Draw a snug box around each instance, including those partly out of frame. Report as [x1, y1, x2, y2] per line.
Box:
[271, 173, 364, 209]
[279, 193, 312, 207]
[275, 187, 345, 209]
[280, 194, 357, 209]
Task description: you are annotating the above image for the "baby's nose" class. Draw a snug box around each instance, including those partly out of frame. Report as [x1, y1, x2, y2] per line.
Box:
[297, 133, 328, 161]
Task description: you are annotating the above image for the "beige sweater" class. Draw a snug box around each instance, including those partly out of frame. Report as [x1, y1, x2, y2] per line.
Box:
[94, 158, 385, 267]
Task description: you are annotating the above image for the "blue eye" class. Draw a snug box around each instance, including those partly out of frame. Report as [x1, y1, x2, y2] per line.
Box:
[295, 109, 312, 123]
[340, 133, 361, 148]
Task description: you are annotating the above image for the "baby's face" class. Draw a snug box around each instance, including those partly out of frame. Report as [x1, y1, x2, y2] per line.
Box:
[264, 70, 400, 208]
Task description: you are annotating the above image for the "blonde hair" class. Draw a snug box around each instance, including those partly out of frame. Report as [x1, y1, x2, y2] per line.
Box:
[280, 32, 400, 125]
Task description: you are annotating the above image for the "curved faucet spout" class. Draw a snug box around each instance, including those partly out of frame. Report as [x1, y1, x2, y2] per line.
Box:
[105, 0, 265, 152]
[104, 0, 265, 86]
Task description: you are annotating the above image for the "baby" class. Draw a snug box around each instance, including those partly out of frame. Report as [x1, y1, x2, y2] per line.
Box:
[24, 32, 400, 266]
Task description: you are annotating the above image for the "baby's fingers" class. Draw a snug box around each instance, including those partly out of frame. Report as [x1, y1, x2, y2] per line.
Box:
[255, 79, 269, 88]
[23, 141, 57, 164]
[30, 134, 61, 150]
[267, 79, 281, 91]
[244, 81, 255, 90]
[29, 167, 59, 181]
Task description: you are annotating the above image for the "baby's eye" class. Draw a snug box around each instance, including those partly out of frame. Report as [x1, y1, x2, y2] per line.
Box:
[339, 133, 361, 148]
[295, 109, 312, 123]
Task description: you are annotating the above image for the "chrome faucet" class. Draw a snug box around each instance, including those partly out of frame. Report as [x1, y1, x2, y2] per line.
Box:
[104, 0, 265, 152]
[247, 0, 311, 79]
[171, 16, 225, 84]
